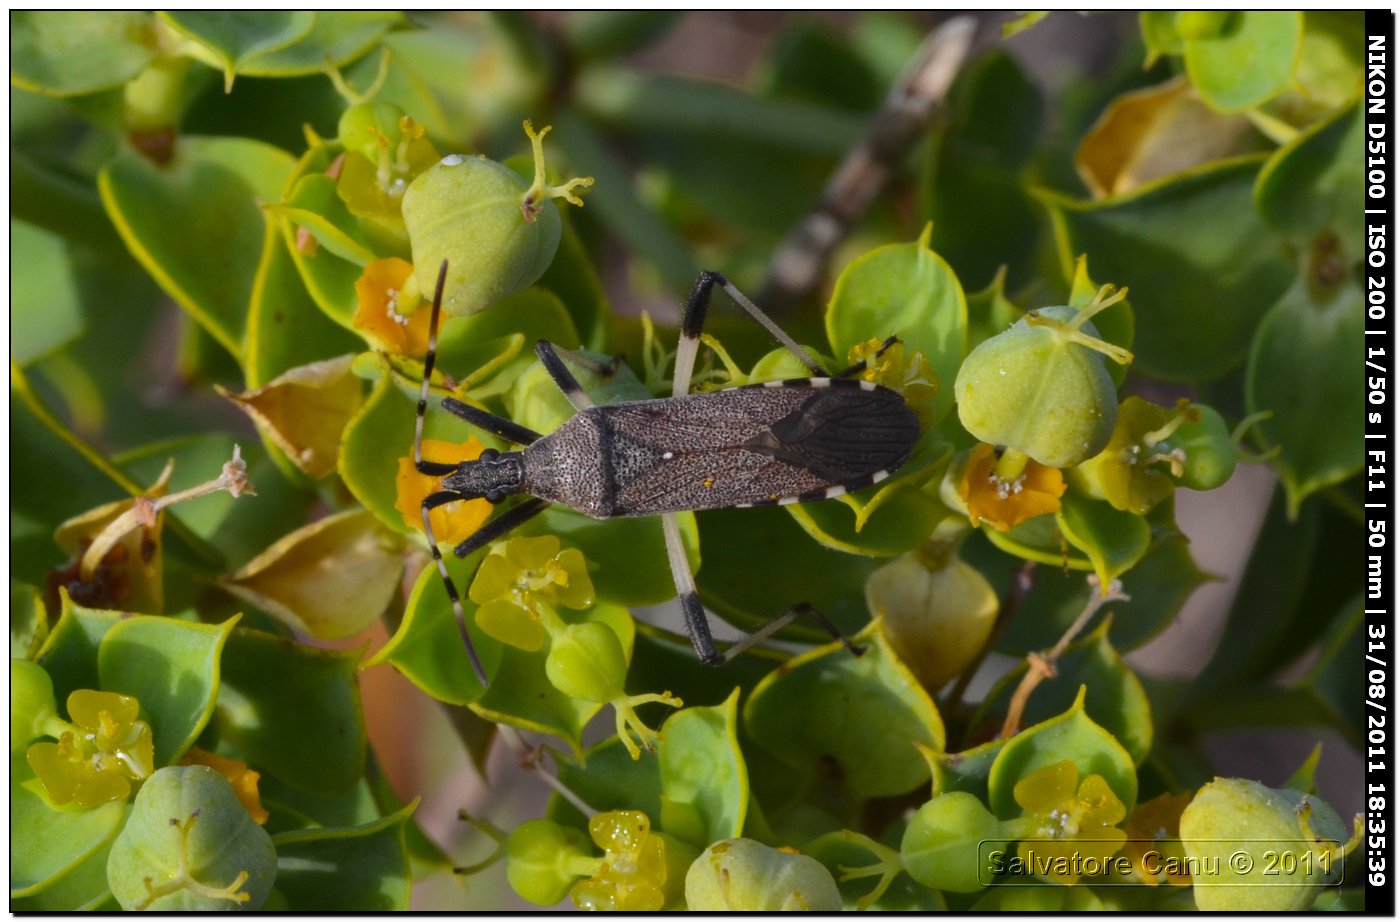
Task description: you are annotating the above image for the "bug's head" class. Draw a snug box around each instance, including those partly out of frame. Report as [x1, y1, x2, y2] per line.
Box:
[441, 448, 525, 504]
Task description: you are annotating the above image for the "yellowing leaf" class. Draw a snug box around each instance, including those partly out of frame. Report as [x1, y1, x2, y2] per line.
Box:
[221, 509, 404, 640]
[217, 355, 363, 479]
[1076, 78, 1261, 199]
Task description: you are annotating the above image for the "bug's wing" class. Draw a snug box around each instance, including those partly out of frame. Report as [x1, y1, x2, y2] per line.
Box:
[603, 385, 918, 514]
[742, 387, 919, 483]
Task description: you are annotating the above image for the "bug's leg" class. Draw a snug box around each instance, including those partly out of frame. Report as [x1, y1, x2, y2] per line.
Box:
[441, 398, 543, 446]
[834, 335, 902, 380]
[421, 490, 489, 686]
[661, 512, 722, 665]
[535, 339, 597, 411]
[676, 271, 824, 397]
[452, 497, 552, 559]
[661, 511, 863, 665]
[713, 602, 864, 665]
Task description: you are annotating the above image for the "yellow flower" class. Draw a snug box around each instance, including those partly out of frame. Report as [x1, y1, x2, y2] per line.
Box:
[180, 747, 269, 825]
[1122, 792, 1193, 886]
[1011, 760, 1127, 885]
[336, 115, 439, 220]
[396, 437, 492, 545]
[570, 811, 669, 911]
[468, 535, 595, 651]
[958, 443, 1066, 532]
[353, 258, 432, 356]
[1074, 397, 1190, 514]
[27, 689, 154, 807]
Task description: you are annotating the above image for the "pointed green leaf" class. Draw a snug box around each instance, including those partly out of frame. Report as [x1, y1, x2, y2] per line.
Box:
[987, 687, 1137, 818]
[826, 224, 967, 425]
[974, 617, 1153, 764]
[270, 801, 416, 911]
[10, 755, 126, 897]
[11, 11, 154, 97]
[1041, 156, 1292, 380]
[98, 614, 239, 766]
[1255, 99, 1363, 249]
[11, 218, 86, 365]
[1183, 11, 1304, 113]
[1247, 273, 1364, 514]
[657, 690, 748, 848]
[232, 11, 402, 77]
[211, 625, 366, 793]
[98, 136, 296, 360]
[1055, 491, 1153, 587]
[744, 623, 944, 798]
[159, 12, 314, 91]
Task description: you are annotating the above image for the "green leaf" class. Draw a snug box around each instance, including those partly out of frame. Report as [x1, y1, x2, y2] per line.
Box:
[10, 11, 155, 97]
[12, 582, 49, 661]
[276, 171, 378, 270]
[159, 11, 315, 92]
[1055, 491, 1152, 588]
[550, 737, 663, 829]
[1247, 272, 1364, 515]
[97, 615, 238, 766]
[930, 737, 1004, 801]
[210, 625, 366, 793]
[987, 687, 1137, 818]
[98, 136, 297, 361]
[1255, 99, 1363, 249]
[826, 224, 967, 426]
[656, 690, 748, 849]
[972, 525, 1209, 655]
[696, 505, 880, 642]
[744, 624, 944, 798]
[1040, 155, 1292, 380]
[10, 754, 126, 897]
[369, 547, 501, 706]
[973, 617, 1153, 764]
[10, 836, 114, 910]
[922, 50, 1046, 291]
[34, 597, 121, 705]
[11, 219, 86, 365]
[1138, 11, 1184, 61]
[1183, 11, 1304, 113]
[270, 801, 416, 911]
[233, 11, 402, 77]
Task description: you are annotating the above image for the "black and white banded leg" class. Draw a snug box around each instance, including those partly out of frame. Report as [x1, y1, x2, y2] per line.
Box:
[414, 265, 550, 685]
[661, 271, 864, 665]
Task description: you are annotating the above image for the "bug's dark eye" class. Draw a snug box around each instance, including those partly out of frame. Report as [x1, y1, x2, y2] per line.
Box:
[480, 448, 500, 463]
[485, 489, 505, 504]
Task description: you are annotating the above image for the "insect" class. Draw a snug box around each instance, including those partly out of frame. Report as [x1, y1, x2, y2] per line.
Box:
[413, 261, 921, 685]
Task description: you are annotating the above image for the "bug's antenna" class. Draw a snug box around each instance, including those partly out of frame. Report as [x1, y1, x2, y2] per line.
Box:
[414, 260, 489, 687]
[414, 261, 451, 470]
[422, 495, 488, 686]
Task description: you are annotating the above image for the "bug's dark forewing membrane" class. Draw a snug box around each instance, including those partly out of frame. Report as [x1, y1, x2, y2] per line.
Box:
[600, 381, 919, 516]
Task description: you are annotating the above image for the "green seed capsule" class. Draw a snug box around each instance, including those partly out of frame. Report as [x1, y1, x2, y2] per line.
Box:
[402, 121, 592, 317]
[506, 818, 595, 907]
[1169, 403, 1236, 490]
[107, 765, 276, 911]
[955, 287, 1132, 468]
[685, 838, 842, 911]
[1179, 777, 1354, 911]
[901, 792, 1005, 893]
[544, 621, 627, 704]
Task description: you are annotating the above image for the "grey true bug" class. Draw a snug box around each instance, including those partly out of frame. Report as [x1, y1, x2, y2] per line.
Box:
[413, 261, 921, 685]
